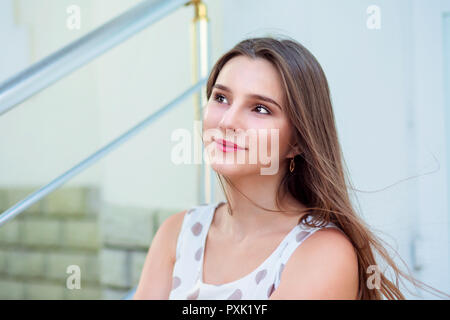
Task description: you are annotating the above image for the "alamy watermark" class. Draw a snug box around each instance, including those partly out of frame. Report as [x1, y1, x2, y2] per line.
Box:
[66, 264, 81, 289]
[66, 5, 81, 30]
[366, 264, 382, 290]
[171, 121, 282, 175]
[366, 5, 381, 30]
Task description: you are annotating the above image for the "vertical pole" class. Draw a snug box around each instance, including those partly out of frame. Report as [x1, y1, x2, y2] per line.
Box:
[187, 0, 211, 204]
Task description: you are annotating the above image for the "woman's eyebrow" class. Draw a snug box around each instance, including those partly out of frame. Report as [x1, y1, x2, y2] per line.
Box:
[213, 83, 282, 110]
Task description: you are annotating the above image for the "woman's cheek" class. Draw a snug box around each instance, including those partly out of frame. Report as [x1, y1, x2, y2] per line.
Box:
[203, 105, 220, 124]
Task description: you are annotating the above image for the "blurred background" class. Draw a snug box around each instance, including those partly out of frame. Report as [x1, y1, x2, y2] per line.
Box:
[0, 0, 449, 299]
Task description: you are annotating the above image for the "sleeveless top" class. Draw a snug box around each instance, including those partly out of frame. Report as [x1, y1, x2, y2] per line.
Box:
[168, 201, 340, 300]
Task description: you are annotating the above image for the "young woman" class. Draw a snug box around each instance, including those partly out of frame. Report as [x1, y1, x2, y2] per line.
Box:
[133, 36, 448, 300]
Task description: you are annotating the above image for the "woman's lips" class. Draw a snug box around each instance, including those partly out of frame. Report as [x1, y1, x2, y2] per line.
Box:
[214, 138, 247, 152]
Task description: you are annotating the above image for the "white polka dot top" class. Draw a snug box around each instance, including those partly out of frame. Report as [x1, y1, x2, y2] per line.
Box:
[168, 201, 340, 300]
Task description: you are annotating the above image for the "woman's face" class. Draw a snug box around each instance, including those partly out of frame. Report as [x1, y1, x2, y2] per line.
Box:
[202, 55, 298, 178]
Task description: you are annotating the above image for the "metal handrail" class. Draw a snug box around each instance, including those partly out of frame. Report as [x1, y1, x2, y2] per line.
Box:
[0, 77, 206, 227]
[0, 0, 210, 300]
[0, 0, 189, 116]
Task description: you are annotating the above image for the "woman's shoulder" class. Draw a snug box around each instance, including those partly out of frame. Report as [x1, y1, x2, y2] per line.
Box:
[272, 225, 358, 299]
[161, 203, 209, 231]
[153, 210, 186, 262]
[292, 219, 354, 261]
[158, 203, 212, 262]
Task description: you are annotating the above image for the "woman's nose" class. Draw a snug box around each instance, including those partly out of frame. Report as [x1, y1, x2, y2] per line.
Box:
[218, 102, 244, 132]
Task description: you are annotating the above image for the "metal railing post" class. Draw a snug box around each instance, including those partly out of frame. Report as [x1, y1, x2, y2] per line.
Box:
[186, 0, 212, 205]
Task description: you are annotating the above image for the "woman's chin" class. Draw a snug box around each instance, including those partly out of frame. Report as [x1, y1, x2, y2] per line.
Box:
[210, 162, 258, 177]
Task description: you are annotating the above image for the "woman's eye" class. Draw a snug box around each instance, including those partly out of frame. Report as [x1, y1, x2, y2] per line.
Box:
[214, 93, 227, 104]
[254, 105, 271, 115]
[213, 93, 271, 115]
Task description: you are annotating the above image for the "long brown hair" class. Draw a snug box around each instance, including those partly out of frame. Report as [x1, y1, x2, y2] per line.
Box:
[203, 36, 450, 300]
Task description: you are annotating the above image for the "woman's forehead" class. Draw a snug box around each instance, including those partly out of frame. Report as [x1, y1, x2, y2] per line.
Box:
[216, 56, 284, 103]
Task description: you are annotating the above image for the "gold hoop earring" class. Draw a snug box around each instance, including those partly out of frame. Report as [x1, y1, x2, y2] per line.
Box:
[289, 158, 295, 173]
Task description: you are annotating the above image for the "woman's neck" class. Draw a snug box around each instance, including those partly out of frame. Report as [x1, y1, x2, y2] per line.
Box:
[215, 174, 307, 242]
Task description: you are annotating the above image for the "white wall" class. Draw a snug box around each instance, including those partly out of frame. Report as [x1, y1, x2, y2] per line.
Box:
[411, 0, 450, 299]
[0, 0, 102, 187]
[0, 0, 29, 83]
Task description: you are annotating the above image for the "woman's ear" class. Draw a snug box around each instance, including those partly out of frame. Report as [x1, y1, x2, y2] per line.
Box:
[286, 143, 302, 159]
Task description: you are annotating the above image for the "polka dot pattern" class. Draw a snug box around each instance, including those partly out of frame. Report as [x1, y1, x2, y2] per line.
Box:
[172, 276, 181, 290]
[255, 269, 267, 284]
[195, 247, 203, 261]
[191, 222, 203, 236]
[227, 289, 242, 300]
[168, 202, 340, 300]
[267, 283, 275, 298]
